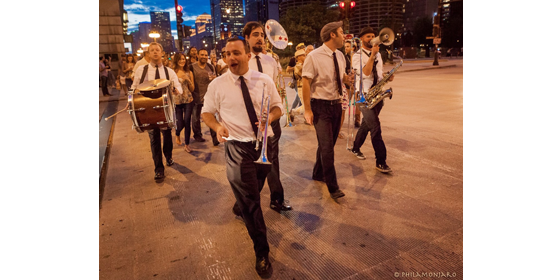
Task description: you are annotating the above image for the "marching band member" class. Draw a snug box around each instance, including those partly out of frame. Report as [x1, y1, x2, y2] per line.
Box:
[350, 27, 395, 173]
[302, 21, 354, 200]
[201, 36, 283, 278]
[241, 21, 292, 213]
[131, 42, 182, 180]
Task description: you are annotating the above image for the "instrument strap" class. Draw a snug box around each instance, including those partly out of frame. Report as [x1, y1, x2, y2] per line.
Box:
[140, 64, 169, 84]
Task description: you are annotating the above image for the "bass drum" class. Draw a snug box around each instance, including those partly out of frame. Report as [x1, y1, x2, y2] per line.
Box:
[128, 79, 176, 133]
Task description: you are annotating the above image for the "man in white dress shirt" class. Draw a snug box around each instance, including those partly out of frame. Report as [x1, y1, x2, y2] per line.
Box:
[302, 21, 354, 200]
[201, 36, 282, 278]
[242, 21, 292, 213]
[131, 42, 183, 180]
[350, 27, 394, 173]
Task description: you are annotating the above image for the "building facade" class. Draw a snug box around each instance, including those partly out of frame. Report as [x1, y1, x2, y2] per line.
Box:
[100, 0, 126, 71]
[245, 0, 280, 24]
[403, 0, 438, 32]
[150, 11, 176, 53]
[189, 13, 215, 52]
[210, 0, 245, 45]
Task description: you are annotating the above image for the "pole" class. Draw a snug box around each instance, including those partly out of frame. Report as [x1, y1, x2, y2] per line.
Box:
[433, 0, 442, 66]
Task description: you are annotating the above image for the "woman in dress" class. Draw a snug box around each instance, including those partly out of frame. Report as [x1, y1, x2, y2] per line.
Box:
[172, 53, 196, 152]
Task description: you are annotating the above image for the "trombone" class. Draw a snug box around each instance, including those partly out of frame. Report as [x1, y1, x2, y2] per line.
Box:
[255, 83, 272, 165]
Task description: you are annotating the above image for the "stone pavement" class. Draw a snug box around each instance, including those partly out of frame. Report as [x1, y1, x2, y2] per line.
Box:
[99, 58, 463, 279]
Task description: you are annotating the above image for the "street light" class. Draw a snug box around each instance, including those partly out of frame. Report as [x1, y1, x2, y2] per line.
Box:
[288, 42, 293, 50]
[149, 32, 160, 42]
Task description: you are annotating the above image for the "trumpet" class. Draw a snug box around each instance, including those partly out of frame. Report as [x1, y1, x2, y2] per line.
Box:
[254, 83, 272, 165]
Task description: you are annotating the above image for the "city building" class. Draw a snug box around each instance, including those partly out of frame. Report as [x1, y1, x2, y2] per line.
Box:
[245, 0, 279, 24]
[189, 13, 215, 52]
[210, 0, 244, 48]
[403, 0, 438, 32]
[150, 11, 176, 53]
[100, 0, 126, 69]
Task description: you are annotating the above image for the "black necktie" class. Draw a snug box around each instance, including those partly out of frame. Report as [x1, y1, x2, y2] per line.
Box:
[239, 77, 259, 138]
[255, 55, 263, 73]
[333, 52, 343, 96]
[155, 65, 160, 79]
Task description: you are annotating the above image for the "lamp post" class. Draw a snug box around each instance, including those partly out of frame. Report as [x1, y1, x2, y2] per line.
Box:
[288, 42, 293, 50]
[149, 32, 160, 42]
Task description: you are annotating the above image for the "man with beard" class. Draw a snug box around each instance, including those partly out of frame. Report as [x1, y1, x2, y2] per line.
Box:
[201, 36, 283, 278]
[350, 27, 394, 173]
[238, 21, 292, 213]
[302, 21, 354, 200]
[189, 49, 219, 145]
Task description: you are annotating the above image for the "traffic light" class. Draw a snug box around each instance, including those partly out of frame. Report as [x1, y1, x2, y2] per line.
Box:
[176, 5, 183, 24]
[339, 1, 356, 19]
[349, 1, 356, 18]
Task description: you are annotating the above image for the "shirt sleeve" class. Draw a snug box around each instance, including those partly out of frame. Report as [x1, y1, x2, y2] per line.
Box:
[168, 68, 183, 94]
[131, 65, 145, 90]
[302, 55, 316, 79]
[201, 80, 218, 115]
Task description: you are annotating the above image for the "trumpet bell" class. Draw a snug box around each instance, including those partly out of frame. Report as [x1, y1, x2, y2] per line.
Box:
[370, 27, 395, 46]
[265, 19, 289, 50]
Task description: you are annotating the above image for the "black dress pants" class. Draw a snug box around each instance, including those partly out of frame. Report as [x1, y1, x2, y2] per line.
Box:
[225, 140, 271, 258]
[101, 76, 110, 96]
[148, 128, 173, 173]
[353, 101, 387, 165]
[266, 119, 285, 203]
[310, 99, 342, 193]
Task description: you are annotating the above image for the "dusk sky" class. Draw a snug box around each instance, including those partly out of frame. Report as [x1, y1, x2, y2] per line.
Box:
[124, 0, 231, 39]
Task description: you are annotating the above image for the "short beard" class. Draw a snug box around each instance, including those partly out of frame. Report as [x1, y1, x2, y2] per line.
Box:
[363, 41, 372, 49]
[252, 46, 263, 53]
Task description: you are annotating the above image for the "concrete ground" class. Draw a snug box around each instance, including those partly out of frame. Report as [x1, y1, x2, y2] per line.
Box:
[99, 58, 463, 279]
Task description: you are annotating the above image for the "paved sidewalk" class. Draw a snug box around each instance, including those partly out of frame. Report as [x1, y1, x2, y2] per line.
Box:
[99, 60, 463, 279]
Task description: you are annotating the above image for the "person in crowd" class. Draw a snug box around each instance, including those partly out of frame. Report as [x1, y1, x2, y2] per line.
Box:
[186, 46, 198, 65]
[172, 53, 196, 153]
[189, 49, 219, 145]
[242, 21, 292, 213]
[201, 36, 282, 279]
[99, 56, 111, 96]
[130, 42, 183, 180]
[302, 21, 354, 200]
[350, 27, 395, 174]
[287, 49, 307, 123]
[217, 47, 228, 75]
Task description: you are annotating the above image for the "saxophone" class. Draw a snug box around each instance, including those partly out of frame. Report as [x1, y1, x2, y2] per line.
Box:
[365, 53, 403, 109]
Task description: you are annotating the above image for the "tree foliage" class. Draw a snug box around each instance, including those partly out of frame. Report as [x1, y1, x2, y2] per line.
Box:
[279, 1, 340, 48]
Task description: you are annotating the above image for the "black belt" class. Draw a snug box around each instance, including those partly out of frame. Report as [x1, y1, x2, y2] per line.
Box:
[311, 98, 341, 105]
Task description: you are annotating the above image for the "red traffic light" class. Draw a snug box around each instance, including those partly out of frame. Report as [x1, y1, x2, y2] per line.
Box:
[339, 1, 345, 8]
[176, 5, 183, 13]
[350, 1, 355, 8]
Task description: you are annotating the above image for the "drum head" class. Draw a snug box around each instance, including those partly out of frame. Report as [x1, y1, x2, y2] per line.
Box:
[137, 79, 170, 92]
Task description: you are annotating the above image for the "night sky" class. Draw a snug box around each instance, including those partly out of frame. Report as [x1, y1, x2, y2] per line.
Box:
[124, 0, 222, 38]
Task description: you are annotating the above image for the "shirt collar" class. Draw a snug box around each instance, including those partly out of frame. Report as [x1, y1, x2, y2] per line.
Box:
[228, 68, 253, 83]
[361, 48, 371, 56]
[150, 61, 163, 67]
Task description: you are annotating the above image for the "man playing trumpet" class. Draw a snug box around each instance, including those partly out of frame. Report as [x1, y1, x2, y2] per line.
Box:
[201, 36, 282, 278]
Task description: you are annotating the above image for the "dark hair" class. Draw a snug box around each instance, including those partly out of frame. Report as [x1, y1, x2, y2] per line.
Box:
[186, 47, 198, 61]
[197, 49, 208, 55]
[226, 36, 250, 54]
[172, 53, 190, 74]
[242, 21, 265, 39]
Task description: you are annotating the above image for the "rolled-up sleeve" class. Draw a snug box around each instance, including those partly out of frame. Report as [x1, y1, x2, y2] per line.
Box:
[201, 81, 218, 115]
[302, 56, 316, 80]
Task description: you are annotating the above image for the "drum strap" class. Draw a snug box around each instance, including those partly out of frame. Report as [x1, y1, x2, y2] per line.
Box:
[140, 64, 170, 84]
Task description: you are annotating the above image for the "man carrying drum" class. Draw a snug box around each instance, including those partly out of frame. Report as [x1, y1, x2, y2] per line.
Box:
[131, 42, 183, 180]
